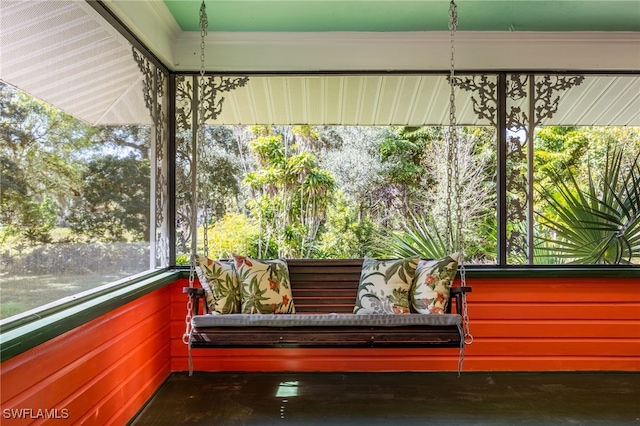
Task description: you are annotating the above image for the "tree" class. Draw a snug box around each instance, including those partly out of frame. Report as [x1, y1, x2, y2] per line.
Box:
[0, 82, 93, 243]
[1, 82, 154, 245]
[373, 127, 436, 224]
[174, 125, 247, 257]
[315, 191, 378, 258]
[319, 126, 390, 221]
[244, 127, 336, 257]
[199, 126, 242, 222]
[95, 125, 151, 160]
[67, 155, 150, 242]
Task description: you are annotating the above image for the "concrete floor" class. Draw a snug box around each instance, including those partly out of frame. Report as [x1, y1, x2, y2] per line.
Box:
[130, 372, 640, 425]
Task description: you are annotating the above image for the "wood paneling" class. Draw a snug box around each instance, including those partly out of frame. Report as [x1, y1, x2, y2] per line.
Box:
[1, 272, 636, 425]
[170, 276, 640, 372]
[0, 287, 172, 425]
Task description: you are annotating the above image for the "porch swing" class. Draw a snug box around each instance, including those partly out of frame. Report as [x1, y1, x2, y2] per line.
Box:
[182, 0, 472, 373]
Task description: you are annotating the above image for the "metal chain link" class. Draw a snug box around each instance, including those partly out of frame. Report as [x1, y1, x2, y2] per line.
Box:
[183, 0, 208, 346]
[198, 0, 208, 259]
[182, 296, 193, 345]
[202, 211, 209, 258]
[445, 0, 457, 256]
[450, 20, 467, 288]
[462, 292, 473, 344]
[448, 0, 472, 346]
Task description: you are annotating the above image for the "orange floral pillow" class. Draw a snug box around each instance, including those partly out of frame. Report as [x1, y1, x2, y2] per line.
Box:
[410, 253, 459, 314]
[232, 254, 296, 314]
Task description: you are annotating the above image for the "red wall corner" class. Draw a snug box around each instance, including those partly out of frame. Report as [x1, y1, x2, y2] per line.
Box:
[0, 287, 172, 425]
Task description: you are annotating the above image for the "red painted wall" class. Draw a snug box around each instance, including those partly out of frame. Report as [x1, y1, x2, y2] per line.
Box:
[1, 274, 636, 425]
[0, 287, 172, 426]
[170, 277, 640, 372]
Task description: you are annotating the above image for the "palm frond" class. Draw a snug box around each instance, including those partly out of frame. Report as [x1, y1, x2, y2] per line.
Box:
[536, 147, 640, 264]
[377, 213, 448, 259]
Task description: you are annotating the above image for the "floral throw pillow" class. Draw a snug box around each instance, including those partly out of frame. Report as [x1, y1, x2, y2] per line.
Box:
[411, 253, 460, 315]
[195, 255, 241, 314]
[353, 256, 419, 314]
[232, 254, 296, 314]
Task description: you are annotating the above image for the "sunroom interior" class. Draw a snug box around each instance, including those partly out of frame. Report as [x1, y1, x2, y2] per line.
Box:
[1, 0, 639, 424]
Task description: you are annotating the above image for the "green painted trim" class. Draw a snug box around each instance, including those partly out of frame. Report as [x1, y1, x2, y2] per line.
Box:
[463, 266, 640, 279]
[0, 269, 180, 363]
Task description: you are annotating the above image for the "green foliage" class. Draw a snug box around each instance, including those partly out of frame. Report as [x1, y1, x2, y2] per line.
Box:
[247, 233, 279, 259]
[18, 197, 57, 244]
[315, 191, 377, 258]
[244, 128, 336, 258]
[1, 82, 152, 247]
[175, 254, 190, 266]
[370, 127, 436, 226]
[535, 126, 589, 198]
[95, 125, 150, 159]
[1, 148, 58, 243]
[1, 241, 149, 275]
[319, 127, 389, 209]
[199, 150, 241, 221]
[174, 125, 242, 257]
[376, 213, 448, 259]
[537, 147, 640, 264]
[0, 82, 91, 243]
[205, 213, 259, 259]
[3, 75, 637, 267]
[379, 127, 435, 186]
[67, 155, 150, 242]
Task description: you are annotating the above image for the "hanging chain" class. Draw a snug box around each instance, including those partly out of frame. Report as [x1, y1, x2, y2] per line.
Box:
[462, 292, 473, 344]
[445, 0, 457, 256]
[202, 211, 209, 258]
[448, 0, 465, 279]
[199, 2, 209, 258]
[184, 0, 208, 346]
[448, 0, 472, 346]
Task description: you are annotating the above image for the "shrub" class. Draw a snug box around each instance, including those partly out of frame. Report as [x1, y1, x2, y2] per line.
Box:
[0, 242, 149, 275]
[205, 213, 259, 259]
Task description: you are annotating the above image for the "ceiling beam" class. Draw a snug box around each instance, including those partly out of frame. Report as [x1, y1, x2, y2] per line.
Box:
[173, 31, 640, 73]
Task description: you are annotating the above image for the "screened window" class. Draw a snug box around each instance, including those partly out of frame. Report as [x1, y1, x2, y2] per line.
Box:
[0, 83, 153, 319]
[175, 73, 639, 266]
[0, 1, 165, 320]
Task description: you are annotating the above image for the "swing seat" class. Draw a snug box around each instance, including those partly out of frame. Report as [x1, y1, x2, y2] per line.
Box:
[189, 312, 463, 348]
[185, 259, 471, 349]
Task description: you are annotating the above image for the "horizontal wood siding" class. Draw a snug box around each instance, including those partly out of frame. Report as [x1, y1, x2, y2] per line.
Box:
[0, 287, 172, 425]
[171, 276, 640, 372]
[463, 277, 640, 371]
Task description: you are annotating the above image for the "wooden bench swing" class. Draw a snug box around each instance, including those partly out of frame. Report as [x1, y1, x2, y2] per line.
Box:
[181, 0, 473, 373]
[184, 259, 472, 349]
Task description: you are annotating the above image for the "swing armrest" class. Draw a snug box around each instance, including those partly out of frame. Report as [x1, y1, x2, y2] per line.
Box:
[449, 286, 472, 315]
[183, 287, 207, 315]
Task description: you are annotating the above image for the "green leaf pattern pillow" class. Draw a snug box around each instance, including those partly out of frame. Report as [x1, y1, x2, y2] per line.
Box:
[232, 254, 296, 314]
[411, 253, 459, 314]
[353, 256, 419, 314]
[195, 255, 241, 314]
